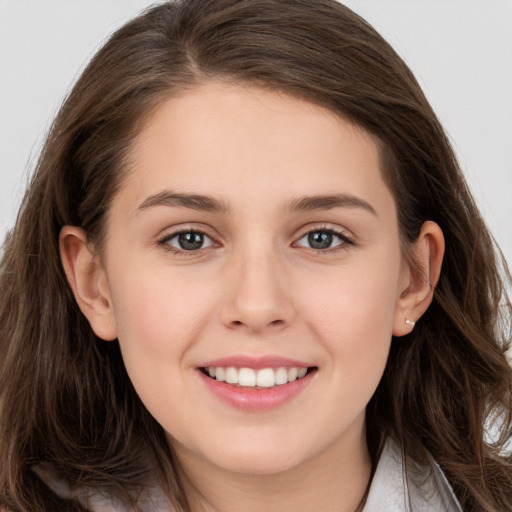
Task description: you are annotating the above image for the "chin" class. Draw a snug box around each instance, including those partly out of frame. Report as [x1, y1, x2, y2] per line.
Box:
[214, 451, 302, 476]
[198, 434, 317, 476]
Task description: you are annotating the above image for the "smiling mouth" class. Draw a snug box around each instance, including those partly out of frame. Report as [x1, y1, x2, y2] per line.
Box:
[200, 366, 316, 389]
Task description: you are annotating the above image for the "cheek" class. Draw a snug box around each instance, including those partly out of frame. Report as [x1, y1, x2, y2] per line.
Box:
[106, 262, 220, 389]
[111, 260, 209, 335]
[105, 267, 219, 425]
[299, 255, 401, 384]
[304, 256, 400, 334]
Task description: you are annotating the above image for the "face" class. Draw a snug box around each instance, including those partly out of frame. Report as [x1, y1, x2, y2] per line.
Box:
[96, 82, 410, 477]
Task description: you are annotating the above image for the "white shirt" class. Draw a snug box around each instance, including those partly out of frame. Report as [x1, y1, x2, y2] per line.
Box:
[363, 439, 462, 511]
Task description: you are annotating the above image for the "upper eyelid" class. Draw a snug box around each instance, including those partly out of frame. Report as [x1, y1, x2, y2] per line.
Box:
[160, 229, 213, 241]
[294, 224, 354, 239]
[157, 224, 219, 241]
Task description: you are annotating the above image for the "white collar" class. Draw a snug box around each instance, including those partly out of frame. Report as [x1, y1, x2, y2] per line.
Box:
[363, 439, 463, 511]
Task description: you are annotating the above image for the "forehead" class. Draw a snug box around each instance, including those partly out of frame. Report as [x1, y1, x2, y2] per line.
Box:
[119, 82, 393, 216]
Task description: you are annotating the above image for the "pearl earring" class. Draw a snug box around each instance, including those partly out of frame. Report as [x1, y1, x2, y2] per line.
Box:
[405, 318, 416, 327]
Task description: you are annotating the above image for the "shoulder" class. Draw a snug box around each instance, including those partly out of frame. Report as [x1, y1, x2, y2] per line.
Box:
[32, 463, 174, 512]
[363, 439, 462, 512]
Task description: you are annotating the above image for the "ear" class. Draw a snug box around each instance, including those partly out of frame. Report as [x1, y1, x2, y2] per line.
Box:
[59, 226, 117, 341]
[393, 221, 445, 337]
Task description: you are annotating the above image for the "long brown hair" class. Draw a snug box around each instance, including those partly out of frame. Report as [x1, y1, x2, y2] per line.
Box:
[1, 1, 511, 510]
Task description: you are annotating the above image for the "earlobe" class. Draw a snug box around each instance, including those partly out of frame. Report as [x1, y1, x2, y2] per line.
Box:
[393, 221, 445, 337]
[59, 226, 117, 341]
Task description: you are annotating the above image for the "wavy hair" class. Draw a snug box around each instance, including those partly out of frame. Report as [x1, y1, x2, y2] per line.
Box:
[1, 1, 511, 510]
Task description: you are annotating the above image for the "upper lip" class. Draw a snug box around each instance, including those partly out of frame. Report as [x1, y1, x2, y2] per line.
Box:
[199, 355, 314, 369]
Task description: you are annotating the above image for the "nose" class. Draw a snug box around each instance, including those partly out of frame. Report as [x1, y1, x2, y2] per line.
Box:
[218, 248, 295, 334]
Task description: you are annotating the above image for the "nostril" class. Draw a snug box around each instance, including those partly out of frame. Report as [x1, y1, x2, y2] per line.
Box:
[229, 319, 284, 329]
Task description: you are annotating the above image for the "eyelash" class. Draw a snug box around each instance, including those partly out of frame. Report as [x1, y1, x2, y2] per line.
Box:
[156, 226, 354, 256]
[157, 229, 216, 256]
[294, 226, 354, 253]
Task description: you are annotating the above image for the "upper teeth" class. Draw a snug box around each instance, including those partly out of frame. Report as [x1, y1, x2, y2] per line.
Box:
[207, 366, 308, 387]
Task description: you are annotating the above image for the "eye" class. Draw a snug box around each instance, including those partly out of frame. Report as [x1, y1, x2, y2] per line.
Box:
[159, 230, 215, 252]
[295, 229, 352, 251]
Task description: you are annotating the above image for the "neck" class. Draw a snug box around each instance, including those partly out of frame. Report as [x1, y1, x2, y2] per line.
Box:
[173, 419, 371, 512]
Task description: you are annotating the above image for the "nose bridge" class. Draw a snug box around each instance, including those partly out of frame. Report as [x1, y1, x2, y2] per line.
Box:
[220, 239, 292, 332]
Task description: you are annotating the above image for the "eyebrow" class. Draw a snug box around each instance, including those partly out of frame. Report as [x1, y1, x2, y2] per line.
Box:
[286, 194, 377, 216]
[137, 191, 231, 214]
[137, 190, 376, 216]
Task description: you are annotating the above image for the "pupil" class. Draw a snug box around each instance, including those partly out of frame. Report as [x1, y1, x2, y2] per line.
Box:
[308, 231, 332, 249]
[178, 232, 204, 250]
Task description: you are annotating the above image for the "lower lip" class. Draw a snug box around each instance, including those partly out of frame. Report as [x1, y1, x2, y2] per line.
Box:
[198, 369, 316, 411]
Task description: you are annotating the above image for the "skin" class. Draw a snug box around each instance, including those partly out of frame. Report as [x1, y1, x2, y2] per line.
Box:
[61, 82, 444, 512]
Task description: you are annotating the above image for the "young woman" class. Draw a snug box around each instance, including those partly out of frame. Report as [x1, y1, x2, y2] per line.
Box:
[0, 1, 510, 511]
